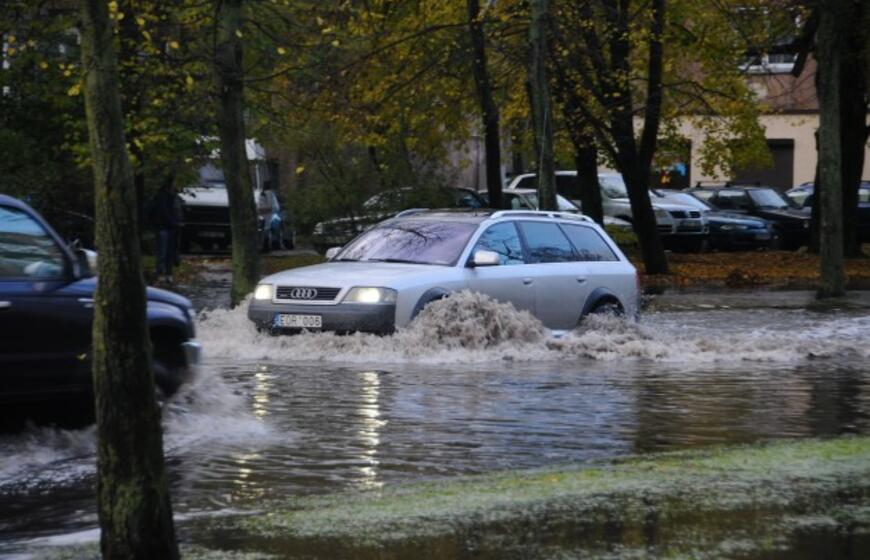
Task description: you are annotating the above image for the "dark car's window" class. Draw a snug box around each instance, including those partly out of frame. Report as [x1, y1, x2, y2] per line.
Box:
[518, 221, 575, 263]
[473, 222, 525, 265]
[714, 191, 752, 210]
[561, 224, 618, 262]
[748, 188, 791, 209]
[336, 220, 477, 266]
[0, 206, 65, 279]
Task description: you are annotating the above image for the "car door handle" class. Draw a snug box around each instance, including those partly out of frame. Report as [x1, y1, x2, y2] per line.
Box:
[523, 277, 533, 285]
[0, 301, 11, 309]
[576, 277, 587, 284]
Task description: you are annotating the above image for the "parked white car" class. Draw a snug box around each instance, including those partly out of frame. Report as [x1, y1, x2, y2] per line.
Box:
[506, 171, 708, 239]
[249, 210, 640, 333]
[494, 188, 632, 230]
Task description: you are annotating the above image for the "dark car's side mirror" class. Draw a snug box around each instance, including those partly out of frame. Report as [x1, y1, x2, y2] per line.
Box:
[73, 247, 98, 278]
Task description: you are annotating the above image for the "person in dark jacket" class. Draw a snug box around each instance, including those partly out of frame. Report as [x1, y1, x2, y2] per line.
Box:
[150, 178, 181, 283]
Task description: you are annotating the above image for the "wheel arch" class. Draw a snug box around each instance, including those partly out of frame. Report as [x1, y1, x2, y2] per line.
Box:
[581, 288, 625, 317]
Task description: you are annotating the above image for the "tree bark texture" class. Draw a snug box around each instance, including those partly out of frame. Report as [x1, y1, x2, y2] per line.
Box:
[468, 0, 505, 209]
[215, 0, 260, 306]
[816, 0, 846, 298]
[839, 0, 868, 257]
[607, 0, 669, 274]
[79, 0, 179, 557]
[528, 0, 557, 210]
[573, 139, 604, 224]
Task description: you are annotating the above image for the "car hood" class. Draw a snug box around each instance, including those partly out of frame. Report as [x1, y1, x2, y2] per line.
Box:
[707, 212, 768, 226]
[611, 197, 696, 212]
[58, 277, 193, 308]
[755, 208, 809, 221]
[262, 261, 445, 288]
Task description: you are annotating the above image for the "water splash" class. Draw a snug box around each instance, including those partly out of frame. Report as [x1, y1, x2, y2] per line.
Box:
[197, 291, 870, 365]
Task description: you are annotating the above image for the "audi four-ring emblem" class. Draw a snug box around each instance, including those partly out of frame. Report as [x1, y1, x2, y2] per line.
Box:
[290, 287, 317, 300]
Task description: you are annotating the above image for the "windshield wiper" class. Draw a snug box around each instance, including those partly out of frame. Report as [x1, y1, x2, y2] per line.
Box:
[364, 257, 429, 265]
[334, 257, 360, 262]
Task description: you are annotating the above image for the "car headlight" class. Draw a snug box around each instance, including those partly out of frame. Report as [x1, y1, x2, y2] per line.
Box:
[343, 287, 397, 304]
[654, 208, 670, 219]
[254, 284, 273, 301]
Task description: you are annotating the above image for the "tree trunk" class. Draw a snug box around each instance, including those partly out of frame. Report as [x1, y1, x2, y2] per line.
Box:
[840, 0, 868, 257]
[573, 138, 604, 224]
[215, 0, 260, 306]
[607, 0, 669, 274]
[816, 1, 846, 298]
[528, 0, 557, 210]
[79, 1, 179, 558]
[468, 0, 505, 209]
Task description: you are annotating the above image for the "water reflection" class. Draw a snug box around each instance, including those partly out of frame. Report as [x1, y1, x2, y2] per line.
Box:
[356, 371, 386, 489]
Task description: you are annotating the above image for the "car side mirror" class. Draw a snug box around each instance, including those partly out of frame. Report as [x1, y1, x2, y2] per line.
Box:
[74, 248, 98, 278]
[325, 247, 342, 260]
[471, 249, 500, 267]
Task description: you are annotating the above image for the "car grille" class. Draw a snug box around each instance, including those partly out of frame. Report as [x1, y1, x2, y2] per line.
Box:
[657, 224, 673, 233]
[276, 286, 341, 301]
[677, 221, 704, 232]
[668, 210, 703, 219]
[183, 204, 229, 224]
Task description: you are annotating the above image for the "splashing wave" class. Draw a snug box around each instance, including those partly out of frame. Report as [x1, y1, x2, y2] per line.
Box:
[196, 291, 870, 365]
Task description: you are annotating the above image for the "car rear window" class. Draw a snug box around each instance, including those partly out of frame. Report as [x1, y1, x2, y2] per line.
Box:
[560, 224, 618, 262]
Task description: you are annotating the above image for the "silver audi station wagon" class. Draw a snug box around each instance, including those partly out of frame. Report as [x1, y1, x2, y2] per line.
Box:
[248, 210, 640, 334]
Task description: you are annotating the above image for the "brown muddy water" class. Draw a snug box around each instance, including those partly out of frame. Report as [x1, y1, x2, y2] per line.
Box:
[1, 293, 869, 558]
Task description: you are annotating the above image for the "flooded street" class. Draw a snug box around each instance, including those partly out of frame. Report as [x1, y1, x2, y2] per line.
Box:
[2, 295, 870, 558]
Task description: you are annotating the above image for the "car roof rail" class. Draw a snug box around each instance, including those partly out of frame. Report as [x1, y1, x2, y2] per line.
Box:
[489, 209, 594, 223]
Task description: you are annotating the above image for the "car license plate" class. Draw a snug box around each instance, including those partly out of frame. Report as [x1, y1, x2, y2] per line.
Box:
[274, 314, 322, 329]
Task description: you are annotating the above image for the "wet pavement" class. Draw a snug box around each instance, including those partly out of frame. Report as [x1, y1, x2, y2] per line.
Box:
[1, 291, 869, 558]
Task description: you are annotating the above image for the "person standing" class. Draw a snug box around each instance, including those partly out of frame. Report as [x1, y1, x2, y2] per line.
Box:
[149, 178, 181, 284]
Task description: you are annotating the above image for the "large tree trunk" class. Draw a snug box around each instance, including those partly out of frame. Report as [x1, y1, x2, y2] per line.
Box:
[215, 0, 260, 306]
[840, 0, 868, 257]
[608, 0, 669, 274]
[468, 0, 505, 209]
[528, 0, 557, 210]
[79, 1, 179, 557]
[816, 1, 846, 298]
[573, 138, 604, 225]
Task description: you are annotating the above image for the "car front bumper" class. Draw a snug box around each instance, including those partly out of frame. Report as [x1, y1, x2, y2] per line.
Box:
[248, 301, 396, 335]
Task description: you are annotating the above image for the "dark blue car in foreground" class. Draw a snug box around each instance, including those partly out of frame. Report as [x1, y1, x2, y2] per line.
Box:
[0, 194, 200, 422]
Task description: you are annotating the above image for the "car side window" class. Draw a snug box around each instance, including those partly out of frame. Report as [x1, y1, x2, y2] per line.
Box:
[473, 222, 525, 265]
[561, 224, 618, 262]
[518, 221, 575, 264]
[0, 206, 65, 279]
[715, 191, 751, 210]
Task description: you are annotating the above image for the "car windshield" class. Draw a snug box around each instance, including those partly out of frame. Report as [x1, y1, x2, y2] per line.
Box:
[599, 176, 628, 198]
[748, 188, 791, 209]
[654, 191, 711, 211]
[522, 193, 580, 212]
[335, 220, 478, 266]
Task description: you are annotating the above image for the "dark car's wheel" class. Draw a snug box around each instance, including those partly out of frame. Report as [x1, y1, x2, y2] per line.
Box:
[151, 359, 181, 403]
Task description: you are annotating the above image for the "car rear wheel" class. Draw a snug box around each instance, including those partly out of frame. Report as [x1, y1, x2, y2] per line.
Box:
[588, 300, 624, 317]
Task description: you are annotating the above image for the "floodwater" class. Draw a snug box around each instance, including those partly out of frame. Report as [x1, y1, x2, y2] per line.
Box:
[1, 292, 870, 558]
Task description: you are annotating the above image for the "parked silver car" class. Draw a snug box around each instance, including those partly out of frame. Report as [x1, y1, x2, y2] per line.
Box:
[249, 210, 640, 333]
